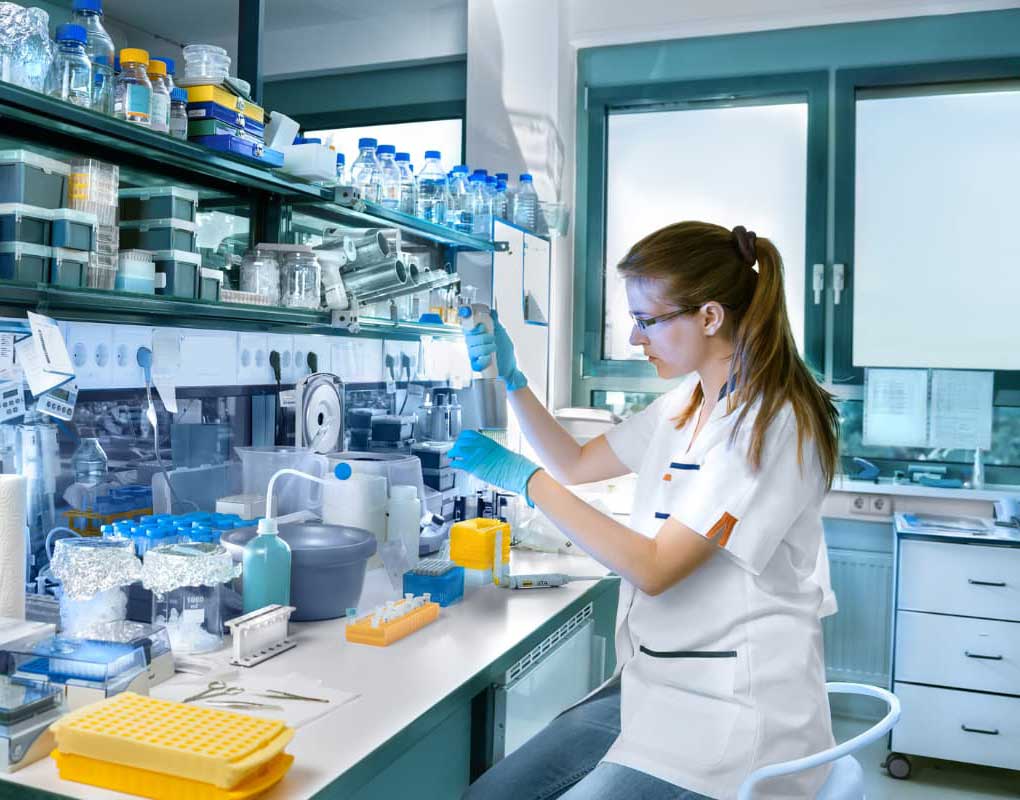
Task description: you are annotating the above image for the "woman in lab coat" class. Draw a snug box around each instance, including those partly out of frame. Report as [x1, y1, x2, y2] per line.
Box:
[454, 221, 840, 800]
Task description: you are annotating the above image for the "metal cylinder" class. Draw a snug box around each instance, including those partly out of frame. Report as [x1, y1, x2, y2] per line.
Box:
[349, 229, 391, 265]
[345, 259, 407, 299]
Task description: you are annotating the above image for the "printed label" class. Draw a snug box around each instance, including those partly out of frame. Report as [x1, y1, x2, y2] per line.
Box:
[126, 84, 150, 119]
[150, 94, 170, 132]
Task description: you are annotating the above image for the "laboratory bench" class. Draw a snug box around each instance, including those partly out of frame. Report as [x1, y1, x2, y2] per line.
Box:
[0, 551, 618, 800]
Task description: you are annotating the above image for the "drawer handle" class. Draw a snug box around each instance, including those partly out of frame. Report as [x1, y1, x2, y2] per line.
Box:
[961, 724, 1000, 736]
[968, 579, 1007, 587]
[965, 651, 1004, 661]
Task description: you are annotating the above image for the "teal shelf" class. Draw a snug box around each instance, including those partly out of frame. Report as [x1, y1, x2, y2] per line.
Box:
[0, 283, 464, 340]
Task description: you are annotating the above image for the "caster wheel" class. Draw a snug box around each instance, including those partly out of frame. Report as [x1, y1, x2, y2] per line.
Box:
[884, 753, 912, 780]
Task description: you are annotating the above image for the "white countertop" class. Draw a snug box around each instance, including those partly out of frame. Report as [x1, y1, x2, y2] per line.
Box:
[831, 476, 1020, 502]
[1, 551, 611, 799]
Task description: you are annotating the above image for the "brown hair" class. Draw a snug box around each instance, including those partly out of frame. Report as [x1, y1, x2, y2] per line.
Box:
[618, 221, 839, 487]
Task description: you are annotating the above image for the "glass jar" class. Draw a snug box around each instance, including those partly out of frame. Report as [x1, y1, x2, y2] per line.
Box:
[146, 57, 171, 133]
[240, 247, 281, 304]
[48, 23, 92, 109]
[169, 87, 188, 140]
[50, 537, 141, 636]
[114, 47, 151, 126]
[280, 250, 321, 309]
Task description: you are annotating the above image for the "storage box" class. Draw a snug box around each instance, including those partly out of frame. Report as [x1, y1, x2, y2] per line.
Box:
[277, 143, 337, 182]
[0, 242, 51, 283]
[0, 204, 51, 245]
[152, 250, 201, 298]
[120, 218, 197, 252]
[119, 187, 199, 224]
[422, 467, 455, 492]
[49, 248, 88, 288]
[187, 118, 263, 144]
[51, 209, 97, 251]
[0, 150, 69, 209]
[198, 267, 223, 301]
[186, 102, 265, 138]
[192, 135, 283, 168]
[184, 84, 265, 123]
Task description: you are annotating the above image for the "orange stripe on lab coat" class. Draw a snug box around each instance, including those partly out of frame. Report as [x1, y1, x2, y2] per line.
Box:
[706, 513, 737, 548]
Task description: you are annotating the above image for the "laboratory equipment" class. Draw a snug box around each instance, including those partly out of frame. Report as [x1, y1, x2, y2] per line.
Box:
[387, 485, 421, 568]
[114, 48, 151, 126]
[326, 450, 427, 515]
[142, 542, 238, 654]
[295, 372, 345, 454]
[0, 150, 68, 209]
[78, 620, 174, 688]
[459, 304, 509, 435]
[50, 691, 295, 794]
[0, 380, 25, 423]
[345, 594, 440, 647]
[280, 248, 321, 309]
[50, 208, 96, 250]
[169, 87, 188, 139]
[152, 250, 201, 298]
[0, 203, 51, 244]
[185, 84, 266, 128]
[374, 145, 402, 210]
[343, 258, 408, 301]
[265, 111, 299, 152]
[402, 559, 464, 606]
[0, 241, 48, 282]
[120, 186, 198, 223]
[0, 674, 64, 772]
[395, 152, 416, 214]
[221, 522, 377, 622]
[513, 173, 539, 230]
[115, 248, 155, 294]
[224, 604, 296, 667]
[50, 536, 140, 636]
[239, 246, 281, 304]
[468, 173, 491, 238]
[278, 140, 338, 183]
[334, 152, 346, 186]
[71, 0, 114, 114]
[71, 437, 107, 486]
[450, 517, 511, 585]
[216, 494, 266, 520]
[49, 248, 87, 288]
[181, 43, 230, 81]
[415, 150, 448, 224]
[350, 137, 380, 202]
[146, 59, 171, 133]
[235, 446, 327, 517]
[0, 6, 52, 94]
[498, 573, 605, 590]
[120, 218, 197, 252]
[493, 177, 509, 220]
[15, 412, 59, 564]
[181, 679, 243, 703]
[239, 519, 292, 613]
[446, 165, 472, 233]
[47, 24, 92, 109]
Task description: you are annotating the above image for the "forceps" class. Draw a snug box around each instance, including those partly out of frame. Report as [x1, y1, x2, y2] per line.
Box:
[183, 680, 245, 703]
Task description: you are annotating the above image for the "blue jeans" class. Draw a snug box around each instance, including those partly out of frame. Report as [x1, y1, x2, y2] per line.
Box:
[463, 683, 712, 800]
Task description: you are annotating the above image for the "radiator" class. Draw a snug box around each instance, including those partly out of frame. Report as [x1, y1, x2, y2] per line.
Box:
[822, 548, 893, 686]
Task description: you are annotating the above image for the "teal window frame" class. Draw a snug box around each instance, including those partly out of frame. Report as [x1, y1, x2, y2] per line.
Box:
[573, 9, 1020, 407]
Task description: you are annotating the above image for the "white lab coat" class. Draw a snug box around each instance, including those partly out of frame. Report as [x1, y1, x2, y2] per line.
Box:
[602, 376, 835, 800]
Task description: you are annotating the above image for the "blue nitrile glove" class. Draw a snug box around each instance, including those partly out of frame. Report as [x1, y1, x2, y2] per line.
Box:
[463, 309, 528, 392]
[449, 430, 542, 506]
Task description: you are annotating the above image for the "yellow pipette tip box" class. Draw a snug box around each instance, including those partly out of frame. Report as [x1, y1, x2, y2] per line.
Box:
[345, 601, 440, 647]
[450, 517, 511, 573]
[52, 750, 294, 800]
[50, 692, 294, 790]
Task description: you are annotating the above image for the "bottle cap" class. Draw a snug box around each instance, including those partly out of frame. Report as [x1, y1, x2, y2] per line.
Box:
[72, 0, 102, 13]
[336, 152, 345, 164]
[495, 172, 509, 181]
[358, 137, 378, 149]
[425, 150, 441, 160]
[56, 24, 87, 45]
[452, 164, 469, 173]
[120, 48, 150, 65]
[376, 144, 396, 155]
[520, 173, 533, 182]
[171, 87, 187, 103]
[152, 56, 175, 75]
[395, 152, 410, 162]
[147, 59, 167, 77]
[334, 462, 353, 480]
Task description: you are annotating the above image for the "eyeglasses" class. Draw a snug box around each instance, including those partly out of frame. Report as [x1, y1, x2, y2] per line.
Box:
[629, 306, 698, 332]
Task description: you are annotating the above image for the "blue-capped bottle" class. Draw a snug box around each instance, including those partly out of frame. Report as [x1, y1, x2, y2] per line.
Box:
[48, 24, 93, 109]
[513, 173, 539, 231]
[395, 152, 416, 215]
[446, 165, 472, 233]
[71, 0, 114, 113]
[468, 172, 492, 240]
[415, 150, 448, 225]
[375, 144, 402, 210]
[350, 137, 380, 203]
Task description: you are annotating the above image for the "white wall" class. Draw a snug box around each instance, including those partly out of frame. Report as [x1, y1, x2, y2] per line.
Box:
[465, 0, 1020, 412]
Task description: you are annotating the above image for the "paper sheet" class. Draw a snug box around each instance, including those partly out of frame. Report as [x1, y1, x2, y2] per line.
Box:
[27, 312, 73, 376]
[14, 334, 73, 396]
[863, 368, 929, 447]
[929, 370, 994, 451]
[0, 333, 13, 371]
[152, 329, 180, 414]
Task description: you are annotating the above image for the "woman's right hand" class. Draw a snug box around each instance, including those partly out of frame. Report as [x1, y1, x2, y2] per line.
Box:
[465, 309, 528, 391]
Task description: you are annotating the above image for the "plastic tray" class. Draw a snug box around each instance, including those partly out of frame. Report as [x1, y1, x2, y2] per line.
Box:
[403, 565, 464, 607]
[192, 135, 282, 168]
[186, 102, 265, 137]
[0, 150, 69, 209]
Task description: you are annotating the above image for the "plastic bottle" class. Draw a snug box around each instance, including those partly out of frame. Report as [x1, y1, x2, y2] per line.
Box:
[147, 58, 171, 133]
[49, 24, 92, 109]
[242, 518, 292, 612]
[469, 173, 492, 239]
[71, 0, 114, 115]
[415, 150, 448, 225]
[115, 48, 152, 126]
[169, 87, 188, 140]
[387, 485, 421, 567]
[395, 152, 416, 215]
[334, 152, 346, 186]
[72, 437, 107, 485]
[446, 165, 471, 233]
[493, 178, 509, 220]
[350, 137, 380, 203]
[375, 144, 402, 210]
[151, 56, 175, 91]
[513, 173, 538, 231]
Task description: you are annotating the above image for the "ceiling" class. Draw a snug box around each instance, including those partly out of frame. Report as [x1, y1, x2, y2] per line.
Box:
[102, 0, 465, 45]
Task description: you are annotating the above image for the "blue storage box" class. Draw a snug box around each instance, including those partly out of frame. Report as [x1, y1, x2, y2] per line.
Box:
[186, 102, 265, 137]
[0, 241, 51, 283]
[120, 187, 199, 223]
[192, 134, 283, 167]
[0, 150, 68, 209]
[403, 564, 464, 607]
[152, 249, 201, 298]
[120, 218, 197, 252]
[50, 248, 88, 288]
[51, 209, 97, 251]
[0, 203, 51, 244]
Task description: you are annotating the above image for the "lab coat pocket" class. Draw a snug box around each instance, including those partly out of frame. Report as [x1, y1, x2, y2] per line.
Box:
[626, 648, 741, 769]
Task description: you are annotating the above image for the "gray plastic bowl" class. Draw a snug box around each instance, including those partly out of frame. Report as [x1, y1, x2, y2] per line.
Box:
[221, 522, 377, 621]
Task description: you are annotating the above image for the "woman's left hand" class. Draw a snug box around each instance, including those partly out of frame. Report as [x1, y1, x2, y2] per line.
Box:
[449, 430, 542, 503]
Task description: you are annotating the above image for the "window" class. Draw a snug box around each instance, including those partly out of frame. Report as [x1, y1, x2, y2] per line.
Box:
[308, 118, 463, 172]
[603, 101, 808, 361]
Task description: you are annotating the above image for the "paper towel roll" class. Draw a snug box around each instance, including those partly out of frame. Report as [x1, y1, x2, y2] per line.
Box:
[0, 475, 27, 620]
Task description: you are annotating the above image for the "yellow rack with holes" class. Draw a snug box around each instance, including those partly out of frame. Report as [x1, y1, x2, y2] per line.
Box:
[63, 507, 152, 536]
[345, 601, 440, 647]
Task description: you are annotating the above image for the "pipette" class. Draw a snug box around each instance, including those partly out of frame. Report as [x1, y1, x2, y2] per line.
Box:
[498, 573, 608, 590]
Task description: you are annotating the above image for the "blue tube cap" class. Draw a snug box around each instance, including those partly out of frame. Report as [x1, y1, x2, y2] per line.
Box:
[458, 305, 473, 318]
[334, 463, 353, 480]
[358, 137, 378, 149]
[56, 24, 87, 44]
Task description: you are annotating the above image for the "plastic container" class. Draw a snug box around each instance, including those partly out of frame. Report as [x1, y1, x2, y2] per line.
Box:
[85, 253, 116, 290]
[387, 485, 421, 567]
[234, 446, 327, 517]
[513, 173, 538, 230]
[114, 48, 151, 126]
[450, 517, 511, 577]
[72, 0, 115, 115]
[51, 209, 97, 251]
[186, 101, 266, 136]
[350, 137, 379, 203]
[115, 249, 155, 294]
[191, 134, 283, 167]
[48, 24, 92, 109]
[0, 203, 51, 244]
[0, 151, 69, 209]
[119, 218, 196, 252]
[326, 451, 427, 515]
[182, 44, 230, 84]
[445, 165, 472, 233]
[151, 250, 201, 298]
[71, 438, 107, 486]
[169, 88, 188, 140]
[183, 84, 264, 124]
[280, 249, 321, 309]
[146, 59, 171, 133]
[334, 152, 346, 187]
[186, 117, 262, 143]
[0, 242, 50, 283]
[375, 145, 402, 210]
[265, 111, 299, 151]
[119, 186, 198, 223]
[403, 562, 464, 607]
[277, 142, 336, 182]
[415, 150, 448, 225]
[468, 173, 492, 239]
[50, 248, 89, 287]
[239, 246, 280, 304]
[221, 522, 377, 621]
[198, 267, 223, 301]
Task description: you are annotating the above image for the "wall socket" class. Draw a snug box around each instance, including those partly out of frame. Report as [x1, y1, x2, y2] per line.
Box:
[850, 494, 893, 516]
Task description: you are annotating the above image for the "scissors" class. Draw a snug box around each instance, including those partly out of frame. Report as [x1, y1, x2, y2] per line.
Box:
[183, 680, 245, 704]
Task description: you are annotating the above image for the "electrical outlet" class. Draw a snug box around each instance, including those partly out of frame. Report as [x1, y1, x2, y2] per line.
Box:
[870, 495, 892, 515]
[850, 495, 868, 513]
[850, 494, 892, 516]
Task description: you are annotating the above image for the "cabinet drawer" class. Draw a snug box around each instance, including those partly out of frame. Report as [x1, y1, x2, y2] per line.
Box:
[898, 540, 1020, 621]
[892, 682, 1020, 771]
[895, 611, 1020, 695]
